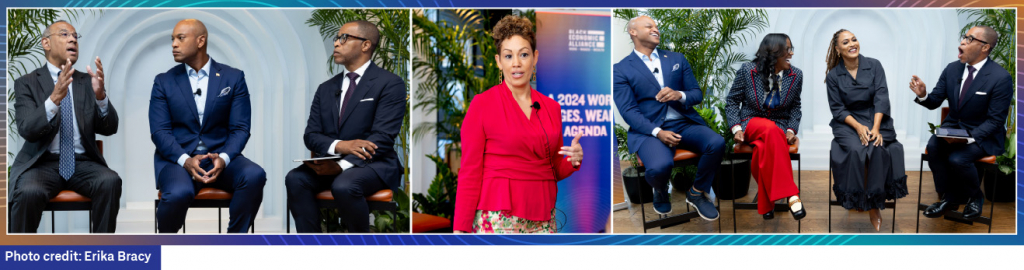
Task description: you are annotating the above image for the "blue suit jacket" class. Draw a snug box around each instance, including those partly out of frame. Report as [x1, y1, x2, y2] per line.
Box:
[915, 58, 1012, 156]
[303, 62, 406, 190]
[613, 49, 707, 153]
[148, 59, 252, 180]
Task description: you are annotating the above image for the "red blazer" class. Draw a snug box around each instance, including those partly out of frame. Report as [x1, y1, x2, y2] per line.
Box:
[453, 83, 580, 232]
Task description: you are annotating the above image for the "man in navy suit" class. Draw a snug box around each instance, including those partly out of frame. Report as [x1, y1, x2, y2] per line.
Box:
[149, 19, 266, 233]
[285, 20, 405, 233]
[911, 26, 1012, 221]
[613, 16, 724, 220]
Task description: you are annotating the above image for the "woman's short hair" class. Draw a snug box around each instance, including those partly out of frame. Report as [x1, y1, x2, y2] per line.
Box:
[492, 15, 536, 52]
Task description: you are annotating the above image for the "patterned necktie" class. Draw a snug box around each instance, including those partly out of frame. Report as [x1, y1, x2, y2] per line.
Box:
[958, 65, 976, 108]
[339, 72, 360, 126]
[58, 71, 75, 180]
[764, 74, 781, 109]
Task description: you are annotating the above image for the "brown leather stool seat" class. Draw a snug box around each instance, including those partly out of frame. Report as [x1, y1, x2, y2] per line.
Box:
[412, 212, 452, 233]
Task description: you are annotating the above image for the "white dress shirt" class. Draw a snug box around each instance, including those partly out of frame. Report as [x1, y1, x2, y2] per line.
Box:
[326, 60, 373, 171]
[43, 61, 109, 155]
[175, 58, 232, 167]
[916, 57, 986, 144]
[635, 49, 687, 137]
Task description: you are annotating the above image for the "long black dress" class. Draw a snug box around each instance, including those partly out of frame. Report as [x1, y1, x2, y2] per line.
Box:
[826, 55, 908, 210]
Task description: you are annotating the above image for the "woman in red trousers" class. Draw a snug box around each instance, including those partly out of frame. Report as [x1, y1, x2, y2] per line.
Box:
[725, 33, 806, 220]
[452, 15, 584, 234]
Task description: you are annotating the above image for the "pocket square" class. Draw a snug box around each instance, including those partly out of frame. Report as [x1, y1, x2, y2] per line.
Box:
[975, 91, 987, 95]
[359, 98, 374, 102]
[672, 63, 680, 71]
[218, 87, 231, 97]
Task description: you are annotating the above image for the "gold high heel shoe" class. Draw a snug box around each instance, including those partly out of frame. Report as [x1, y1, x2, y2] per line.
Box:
[868, 209, 881, 232]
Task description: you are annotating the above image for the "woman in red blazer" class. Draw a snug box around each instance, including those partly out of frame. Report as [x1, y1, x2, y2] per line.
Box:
[453, 15, 583, 234]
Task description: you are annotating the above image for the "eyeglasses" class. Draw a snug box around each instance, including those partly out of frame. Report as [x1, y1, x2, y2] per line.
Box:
[960, 34, 989, 45]
[334, 33, 368, 44]
[45, 30, 82, 40]
[787, 46, 795, 54]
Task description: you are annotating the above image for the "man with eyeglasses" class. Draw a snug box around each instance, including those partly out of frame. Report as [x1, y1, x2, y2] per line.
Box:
[149, 19, 266, 233]
[285, 20, 405, 233]
[910, 25, 1012, 221]
[10, 20, 122, 233]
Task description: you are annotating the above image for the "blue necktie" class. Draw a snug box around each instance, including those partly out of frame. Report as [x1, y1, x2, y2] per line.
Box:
[764, 74, 781, 109]
[58, 71, 75, 180]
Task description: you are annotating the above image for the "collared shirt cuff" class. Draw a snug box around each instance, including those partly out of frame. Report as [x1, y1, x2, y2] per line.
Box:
[916, 96, 927, 102]
[786, 129, 796, 135]
[45, 98, 59, 121]
[678, 91, 686, 103]
[967, 138, 976, 144]
[219, 153, 231, 167]
[96, 96, 109, 117]
[731, 125, 743, 134]
[177, 154, 190, 167]
[339, 160, 354, 171]
[327, 140, 341, 155]
[651, 127, 662, 137]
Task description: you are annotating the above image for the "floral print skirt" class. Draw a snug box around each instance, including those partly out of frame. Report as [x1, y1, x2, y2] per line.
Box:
[472, 209, 556, 234]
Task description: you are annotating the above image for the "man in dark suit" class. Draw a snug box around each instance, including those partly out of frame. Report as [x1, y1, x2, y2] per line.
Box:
[285, 20, 405, 233]
[149, 19, 266, 233]
[911, 26, 1012, 220]
[613, 16, 723, 220]
[9, 20, 121, 233]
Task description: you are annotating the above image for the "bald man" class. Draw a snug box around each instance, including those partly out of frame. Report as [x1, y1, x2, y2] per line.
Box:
[613, 16, 723, 220]
[911, 26, 1012, 221]
[149, 19, 266, 233]
[9, 20, 121, 233]
[285, 20, 405, 233]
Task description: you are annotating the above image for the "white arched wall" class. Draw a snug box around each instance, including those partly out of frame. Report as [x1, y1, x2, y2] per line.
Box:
[613, 9, 964, 171]
[14, 9, 332, 233]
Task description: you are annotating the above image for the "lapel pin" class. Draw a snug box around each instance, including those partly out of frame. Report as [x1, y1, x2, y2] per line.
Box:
[216, 73, 220, 77]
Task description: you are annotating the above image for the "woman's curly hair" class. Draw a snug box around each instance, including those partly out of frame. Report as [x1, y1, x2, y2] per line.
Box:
[492, 15, 536, 51]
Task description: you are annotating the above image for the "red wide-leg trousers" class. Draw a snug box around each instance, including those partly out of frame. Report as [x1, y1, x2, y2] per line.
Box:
[745, 117, 800, 214]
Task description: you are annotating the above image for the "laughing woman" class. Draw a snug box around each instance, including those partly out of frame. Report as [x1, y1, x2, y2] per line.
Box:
[825, 29, 908, 231]
[452, 15, 584, 234]
[725, 33, 806, 221]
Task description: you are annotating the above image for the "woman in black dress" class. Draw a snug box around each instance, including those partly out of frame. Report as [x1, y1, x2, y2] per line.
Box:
[825, 29, 908, 231]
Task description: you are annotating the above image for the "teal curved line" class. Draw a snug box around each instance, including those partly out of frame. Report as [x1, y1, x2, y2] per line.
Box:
[743, 234, 763, 245]
[133, 1, 151, 8]
[757, 235, 777, 245]
[155, 0, 172, 6]
[298, 0, 314, 7]
[695, 235, 717, 245]
[662, 235, 684, 245]
[181, 0, 280, 7]
[712, 234, 733, 245]
[825, 235, 844, 245]
[637, 234, 664, 245]
[489, 235, 620, 245]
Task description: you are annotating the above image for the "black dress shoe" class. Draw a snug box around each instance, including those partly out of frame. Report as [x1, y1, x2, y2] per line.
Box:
[762, 211, 775, 220]
[923, 200, 959, 218]
[962, 197, 984, 220]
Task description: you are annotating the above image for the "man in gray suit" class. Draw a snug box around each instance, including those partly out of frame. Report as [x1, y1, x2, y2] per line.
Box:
[9, 20, 121, 233]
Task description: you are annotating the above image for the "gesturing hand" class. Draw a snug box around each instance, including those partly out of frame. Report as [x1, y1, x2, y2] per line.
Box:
[657, 130, 681, 147]
[559, 132, 584, 168]
[87, 56, 106, 100]
[909, 75, 927, 98]
[50, 58, 74, 104]
[335, 140, 378, 160]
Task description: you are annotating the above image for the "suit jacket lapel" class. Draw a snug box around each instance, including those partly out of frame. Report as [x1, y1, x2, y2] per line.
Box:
[202, 60, 223, 129]
[959, 60, 991, 108]
[658, 50, 674, 89]
[627, 54, 661, 92]
[174, 66, 201, 123]
[750, 69, 765, 111]
[326, 74, 343, 133]
[35, 67, 56, 101]
[73, 71, 88, 135]
[338, 64, 377, 130]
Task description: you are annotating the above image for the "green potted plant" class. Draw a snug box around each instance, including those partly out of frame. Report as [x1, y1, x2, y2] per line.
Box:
[615, 124, 652, 204]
